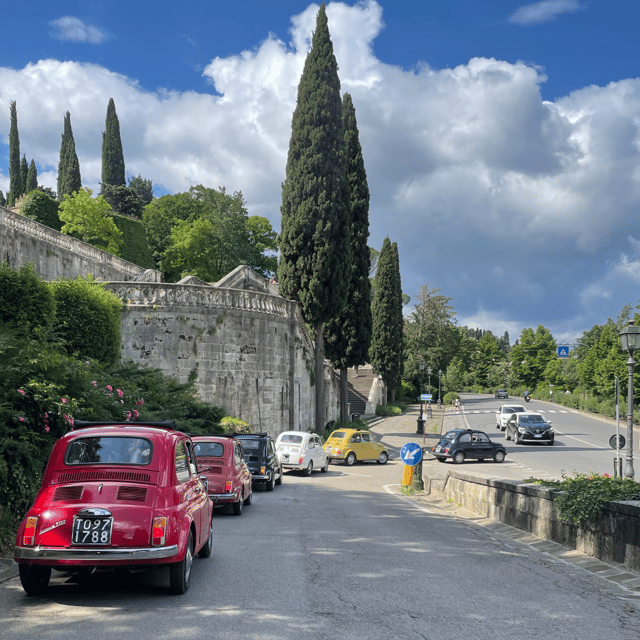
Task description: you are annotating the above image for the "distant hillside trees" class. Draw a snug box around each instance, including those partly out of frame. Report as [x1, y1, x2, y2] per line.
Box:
[57, 111, 82, 199]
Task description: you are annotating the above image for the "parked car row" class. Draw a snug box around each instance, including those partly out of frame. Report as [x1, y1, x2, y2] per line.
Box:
[13, 422, 390, 597]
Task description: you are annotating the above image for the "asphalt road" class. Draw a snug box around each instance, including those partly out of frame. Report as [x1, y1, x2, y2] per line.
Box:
[2, 413, 639, 640]
[450, 393, 640, 481]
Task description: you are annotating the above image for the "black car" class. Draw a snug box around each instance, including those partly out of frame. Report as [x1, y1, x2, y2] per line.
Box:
[236, 433, 283, 491]
[431, 429, 506, 464]
[505, 412, 554, 445]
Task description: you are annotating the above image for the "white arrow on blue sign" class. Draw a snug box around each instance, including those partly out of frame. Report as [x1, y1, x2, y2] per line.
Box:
[400, 442, 423, 466]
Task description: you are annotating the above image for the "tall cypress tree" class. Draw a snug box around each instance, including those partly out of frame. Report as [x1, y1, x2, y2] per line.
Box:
[279, 4, 350, 432]
[20, 155, 28, 197]
[324, 93, 372, 422]
[9, 101, 21, 206]
[26, 159, 37, 192]
[57, 111, 82, 199]
[101, 98, 125, 187]
[370, 237, 404, 403]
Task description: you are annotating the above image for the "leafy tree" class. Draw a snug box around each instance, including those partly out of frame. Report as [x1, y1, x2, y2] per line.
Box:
[143, 186, 277, 282]
[0, 191, 5, 207]
[509, 325, 557, 390]
[128, 175, 154, 205]
[20, 155, 28, 193]
[59, 188, 123, 256]
[57, 111, 82, 199]
[100, 183, 144, 219]
[278, 4, 350, 431]
[9, 101, 22, 205]
[26, 159, 37, 193]
[101, 98, 125, 187]
[370, 238, 403, 402]
[20, 190, 62, 231]
[404, 284, 457, 391]
[324, 93, 372, 421]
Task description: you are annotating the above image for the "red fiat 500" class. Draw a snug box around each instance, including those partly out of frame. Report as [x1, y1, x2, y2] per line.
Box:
[192, 435, 252, 516]
[14, 420, 213, 595]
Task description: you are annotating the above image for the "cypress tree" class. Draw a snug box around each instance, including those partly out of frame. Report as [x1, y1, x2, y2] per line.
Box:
[370, 238, 404, 403]
[279, 4, 350, 433]
[57, 111, 82, 199]
[0, 191, 5, 207]
[20, 155, 28, 196]
[26, 159, 38, 193]
[8, 101, 21, 206]
[324, 93, 372, 422]
[101, 98, 125, 187]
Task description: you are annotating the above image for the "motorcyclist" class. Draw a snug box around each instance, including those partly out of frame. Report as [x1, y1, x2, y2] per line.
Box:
[524, 390, 530, 402]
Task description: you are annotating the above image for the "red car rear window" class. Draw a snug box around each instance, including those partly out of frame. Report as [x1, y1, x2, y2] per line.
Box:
[65, 436, 153, 465]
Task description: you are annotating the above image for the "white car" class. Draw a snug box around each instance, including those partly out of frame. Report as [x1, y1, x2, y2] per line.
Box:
[496, 404, 527, 431]
[275, 431, 329, 476]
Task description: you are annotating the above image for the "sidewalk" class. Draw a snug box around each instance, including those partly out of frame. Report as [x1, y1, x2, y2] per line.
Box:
[0, 557, 17, 584]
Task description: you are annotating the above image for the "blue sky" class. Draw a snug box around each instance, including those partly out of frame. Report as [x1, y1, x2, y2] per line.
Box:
[1, 1, 640, 346]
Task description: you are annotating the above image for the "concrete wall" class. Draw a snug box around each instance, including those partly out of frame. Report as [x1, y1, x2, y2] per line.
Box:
[427, 470, 640, 572]
[104, 279, 338, 437]
[0, 206, 160, 282]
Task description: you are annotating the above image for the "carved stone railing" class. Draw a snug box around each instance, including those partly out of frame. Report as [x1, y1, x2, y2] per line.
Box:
[104, 282, 290, 318]
[0, 206, 157, 281]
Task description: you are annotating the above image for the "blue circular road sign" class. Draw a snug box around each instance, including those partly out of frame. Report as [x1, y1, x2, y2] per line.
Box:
[400, 442, 423, 466]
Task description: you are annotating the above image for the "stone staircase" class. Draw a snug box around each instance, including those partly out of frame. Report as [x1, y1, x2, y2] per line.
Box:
[347, 366, 378, 416]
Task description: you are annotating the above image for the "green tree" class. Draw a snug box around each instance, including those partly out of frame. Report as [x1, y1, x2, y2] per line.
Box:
[278, 4, 350, 431]
[370, 238, 403, 402]
[101, 98, 125, 187]
[0, 191, 6, 207]
[100, 183, 144, 219]
[323, 93, 372, 422]
[9, 101, 22, 206]
[128, 175, 154, 205]
[20, 155, 28, 194]
[57, 111, 82, 199]
[26, 159, 37, 193]
[20, 190, 62, 231]
[246, 216, 278, 278]
[59, 188, 123, 256]
[510, 325, 557, 390]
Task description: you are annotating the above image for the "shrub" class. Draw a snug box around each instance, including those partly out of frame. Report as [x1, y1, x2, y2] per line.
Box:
[396, 380, 417, 403]
[49, 277, 122, 365]
[0, 263, 55, 334]
[443, 391, 460, 405]
[525, 472, 640, 522]
[220, 416, 251, 434]
[376, 403, 404, 416]
[20, 190, 62, 231]
[110, 212, 155, 269]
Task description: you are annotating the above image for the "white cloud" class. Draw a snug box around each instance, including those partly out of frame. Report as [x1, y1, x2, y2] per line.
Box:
[509, 1, 583, 25]
[49, 17, 113, 45]
[1, 0, 640, 341]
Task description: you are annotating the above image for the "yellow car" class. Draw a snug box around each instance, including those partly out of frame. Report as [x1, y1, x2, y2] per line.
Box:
[323, 429, 389, 466]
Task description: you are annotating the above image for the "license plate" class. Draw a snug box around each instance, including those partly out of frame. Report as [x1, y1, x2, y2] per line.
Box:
[282, 454, 290, 461]
[72, 517, 113, 545]
[534, 434, 542, 438]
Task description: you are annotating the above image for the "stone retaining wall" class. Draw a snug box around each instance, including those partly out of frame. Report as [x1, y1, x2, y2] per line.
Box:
[427, 470, 640, 572]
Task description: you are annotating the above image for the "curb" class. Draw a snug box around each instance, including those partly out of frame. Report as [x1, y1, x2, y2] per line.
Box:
[0, 557, 17, 584]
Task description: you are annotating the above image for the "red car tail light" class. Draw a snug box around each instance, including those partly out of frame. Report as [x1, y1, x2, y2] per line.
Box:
[225, 480, 232, 493]
[152, 517, 167, 546]
[23, 517, 37, 546]
[299, 457, 304, 464]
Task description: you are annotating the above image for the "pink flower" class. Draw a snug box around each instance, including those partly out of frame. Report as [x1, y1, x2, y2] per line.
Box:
[125, 411, 132, 420]
[44, 426, 50, 433]
[120, 400, 124, 404]
[136, 398, 144, 406]
[132, 409, 139, 419]
[117, 389, 123, 397]
[106, 385, 113, 392]
[19, 416, 25, 422]
[64, 414, 75, 426]
[44, 412, 48, 418]
[17, 389, 25, 395]
[61, 398, 68, 404]
[92, 380, 97, 387]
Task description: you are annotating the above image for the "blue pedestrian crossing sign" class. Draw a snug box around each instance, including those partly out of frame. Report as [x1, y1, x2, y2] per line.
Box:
[557, 346, 570, 359]
[400, 442, 423, 466]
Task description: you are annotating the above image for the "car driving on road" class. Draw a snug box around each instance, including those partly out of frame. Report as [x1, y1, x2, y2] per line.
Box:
[496, 404, 527, 430]
[275, 431, 329, 475]
[431, 429, 506, 464]
[323, 429, 389, 466]
[505, 412, 554, 445]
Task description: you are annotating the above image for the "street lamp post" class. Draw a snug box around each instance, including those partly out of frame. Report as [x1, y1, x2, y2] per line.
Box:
[428, 368, 432, 395]
[438, 369, 442, 408]
[417, 361, 425, 434]
[619, 320, 640, 479]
